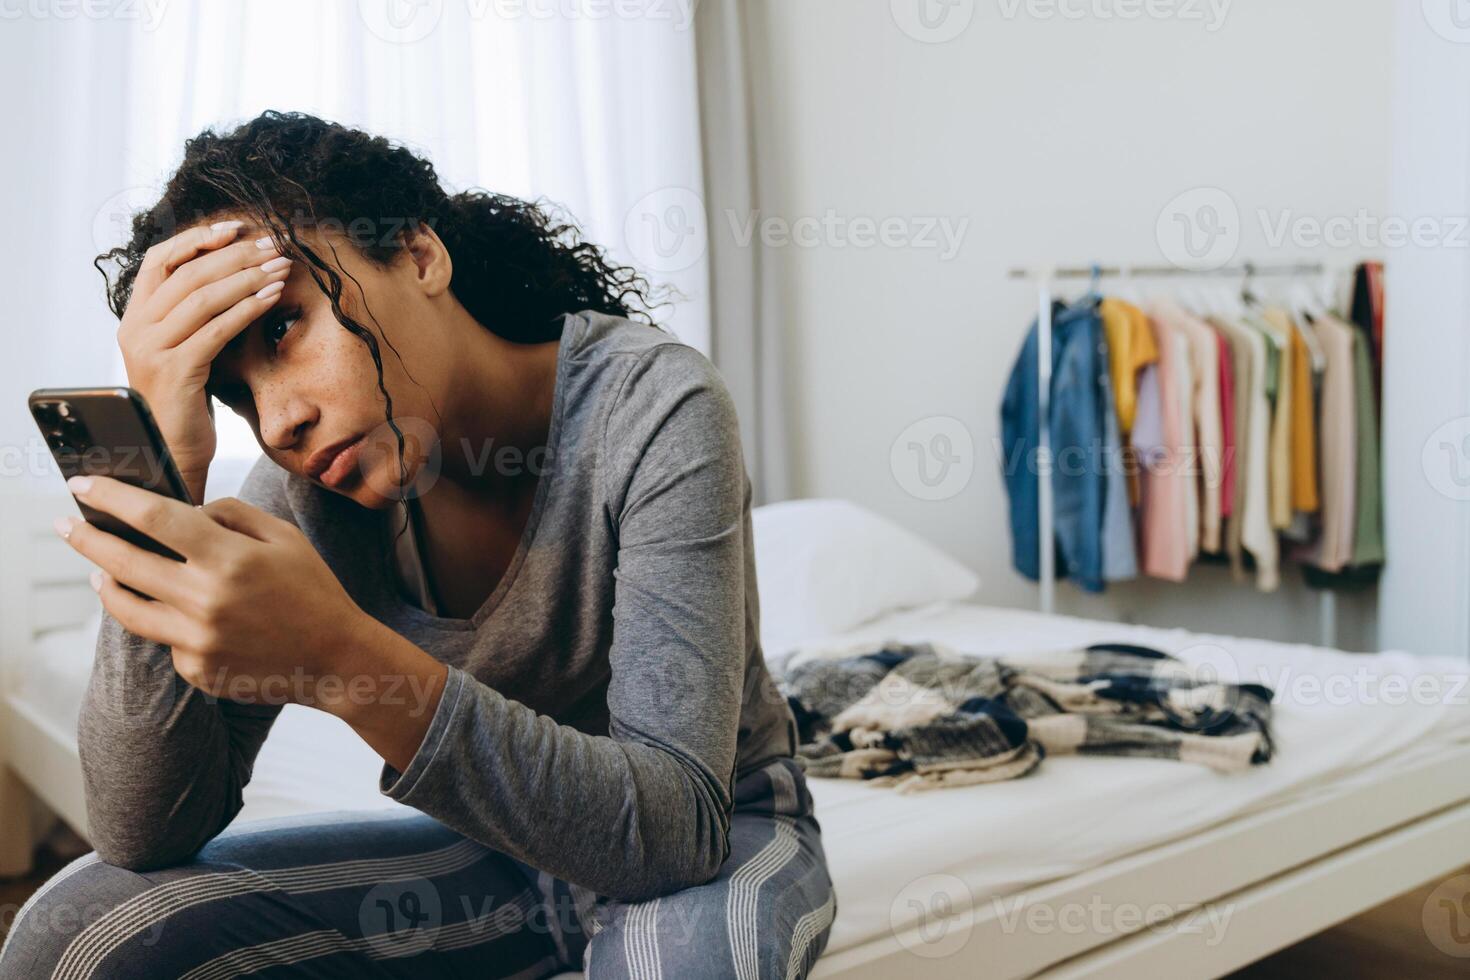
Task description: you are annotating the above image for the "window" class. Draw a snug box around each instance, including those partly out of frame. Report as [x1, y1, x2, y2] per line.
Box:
[97, 0, 707, 468]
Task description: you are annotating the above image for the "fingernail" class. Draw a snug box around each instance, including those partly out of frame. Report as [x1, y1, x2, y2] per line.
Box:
[53, 515, 80, 539]
[260, 255, 292, 274]
[255, 236, 277, 250]
[211, 219, 244, 234]
[67, 475, 93, 494]
[256, 280, 286, 300]
[89, 570, 102, 592]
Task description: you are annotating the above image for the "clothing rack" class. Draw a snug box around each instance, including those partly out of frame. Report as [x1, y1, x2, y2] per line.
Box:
[1006, 261, 1342, 648]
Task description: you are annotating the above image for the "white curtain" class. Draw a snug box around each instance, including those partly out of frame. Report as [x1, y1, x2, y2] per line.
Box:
[694, 0, 791, 504]
[0, 15, 136, 493]
[1, 0, 708, 484]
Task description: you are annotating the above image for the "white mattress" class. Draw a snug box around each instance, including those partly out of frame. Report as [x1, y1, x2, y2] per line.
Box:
[13, 602, 1470, 960]
[794, 601, 1470, 955]
[19, 615, 408, 823]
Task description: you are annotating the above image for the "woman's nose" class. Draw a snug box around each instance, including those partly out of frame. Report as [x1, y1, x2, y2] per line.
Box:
[258, 392, 317, 451]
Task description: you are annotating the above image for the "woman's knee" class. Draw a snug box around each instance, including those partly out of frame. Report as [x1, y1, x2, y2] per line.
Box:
[0, 854, 167, 979]
[585, 880, 835, 979]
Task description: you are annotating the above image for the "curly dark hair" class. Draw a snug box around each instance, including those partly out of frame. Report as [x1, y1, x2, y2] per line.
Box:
[94, 110, 664, 512]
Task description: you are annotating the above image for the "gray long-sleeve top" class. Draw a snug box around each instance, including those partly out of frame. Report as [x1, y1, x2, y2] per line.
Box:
[77, 311, 799, 901]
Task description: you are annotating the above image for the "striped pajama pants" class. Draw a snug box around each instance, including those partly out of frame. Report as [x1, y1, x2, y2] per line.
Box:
[0, 757, 837, 979]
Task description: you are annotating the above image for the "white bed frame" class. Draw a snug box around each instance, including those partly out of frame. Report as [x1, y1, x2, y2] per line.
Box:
[813, 742, 1470, 978]
[0, 491, 97, 876]
[3, 491, 1467, 976]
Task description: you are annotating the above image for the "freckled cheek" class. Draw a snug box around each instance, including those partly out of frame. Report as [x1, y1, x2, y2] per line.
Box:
[309, 331, 389, 417]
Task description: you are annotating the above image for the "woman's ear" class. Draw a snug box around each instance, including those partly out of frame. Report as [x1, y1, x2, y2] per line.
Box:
[402, 222, 453, 298]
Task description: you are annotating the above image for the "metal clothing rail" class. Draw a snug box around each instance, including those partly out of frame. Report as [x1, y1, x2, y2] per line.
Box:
[1007, 261, 1342, 647]
[1006, 261, 1328, 281]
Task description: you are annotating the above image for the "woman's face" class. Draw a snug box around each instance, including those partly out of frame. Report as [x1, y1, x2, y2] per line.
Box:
[205, 223, 454, 510]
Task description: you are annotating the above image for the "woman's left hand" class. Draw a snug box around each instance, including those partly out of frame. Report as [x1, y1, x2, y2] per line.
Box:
[56, 474, 371, 709]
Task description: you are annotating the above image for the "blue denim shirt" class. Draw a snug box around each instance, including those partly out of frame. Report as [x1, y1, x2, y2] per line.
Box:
[1001, 297, 1133, 592]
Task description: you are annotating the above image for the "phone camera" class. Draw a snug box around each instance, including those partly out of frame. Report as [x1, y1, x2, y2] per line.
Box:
[33, 400, 62, 426]
[36, 401, 90, 454]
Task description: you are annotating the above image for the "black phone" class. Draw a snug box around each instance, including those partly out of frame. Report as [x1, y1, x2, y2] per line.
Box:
[29, 387, 195, 562]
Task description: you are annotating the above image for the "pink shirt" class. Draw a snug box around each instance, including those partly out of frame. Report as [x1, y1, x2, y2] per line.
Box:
[1138, 305, 1192, 581]
[1217, 330, 1236, 519]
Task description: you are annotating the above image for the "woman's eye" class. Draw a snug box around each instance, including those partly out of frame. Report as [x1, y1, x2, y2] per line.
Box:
[265, 310, 302, 347]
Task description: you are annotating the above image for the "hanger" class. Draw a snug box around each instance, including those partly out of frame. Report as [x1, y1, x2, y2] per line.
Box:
[1239, 263, 1281, 337]
[1216, 284, 1234, 316]
[1240, 262, 1263, 310]
[1319, 267, 1346, 318]
[1079, 262, 1104, 307]
[1177, 279, 1205, 317]
[1291, 277, 1328, 370]
[1115, 267, 1142, 305]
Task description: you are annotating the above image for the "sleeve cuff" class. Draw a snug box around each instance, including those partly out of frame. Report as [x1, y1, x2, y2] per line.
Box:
[379, 664, 468, 801]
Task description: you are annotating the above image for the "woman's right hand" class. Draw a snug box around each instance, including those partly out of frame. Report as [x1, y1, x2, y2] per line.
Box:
[115, 220, 293, 503]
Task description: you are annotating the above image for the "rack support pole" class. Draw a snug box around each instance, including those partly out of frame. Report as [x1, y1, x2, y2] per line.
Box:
[1320, 590, 1337, 648]
[1037, 275, 1055, 615]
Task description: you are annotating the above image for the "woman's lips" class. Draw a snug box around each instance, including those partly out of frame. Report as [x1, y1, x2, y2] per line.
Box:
[318, 437, 366, 488]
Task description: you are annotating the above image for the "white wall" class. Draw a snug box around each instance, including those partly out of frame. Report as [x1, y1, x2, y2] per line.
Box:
[1379, 4, 1470, 660]
[744, 0, 1394, 649]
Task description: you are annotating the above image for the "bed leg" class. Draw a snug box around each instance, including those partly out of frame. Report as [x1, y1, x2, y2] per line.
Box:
[0, 765, 36, 878]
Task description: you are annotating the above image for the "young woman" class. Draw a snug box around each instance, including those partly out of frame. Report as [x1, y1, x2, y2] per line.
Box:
[0, 111, 836, 979]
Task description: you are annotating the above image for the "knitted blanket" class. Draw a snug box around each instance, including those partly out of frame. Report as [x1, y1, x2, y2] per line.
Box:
[777, 641, 1275, 793]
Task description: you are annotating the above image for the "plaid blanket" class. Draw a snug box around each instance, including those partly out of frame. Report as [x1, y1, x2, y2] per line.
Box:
[777, 641, 1275, 792]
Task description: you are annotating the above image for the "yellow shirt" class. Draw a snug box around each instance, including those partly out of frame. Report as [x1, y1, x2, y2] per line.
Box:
[1100, 297, 1158, 435]
[1289, 322, 1320, 512]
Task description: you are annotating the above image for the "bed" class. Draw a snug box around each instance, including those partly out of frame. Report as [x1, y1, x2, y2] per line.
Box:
[2, 491, 1468, 978]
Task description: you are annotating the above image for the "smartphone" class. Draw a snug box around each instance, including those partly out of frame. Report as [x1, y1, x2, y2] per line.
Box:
[29, 387, 194, 562]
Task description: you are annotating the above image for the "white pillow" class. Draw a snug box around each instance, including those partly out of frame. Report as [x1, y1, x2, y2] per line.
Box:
[751, 498, 979, 658]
